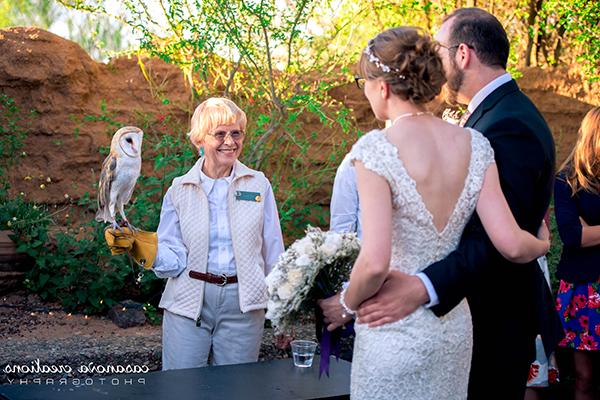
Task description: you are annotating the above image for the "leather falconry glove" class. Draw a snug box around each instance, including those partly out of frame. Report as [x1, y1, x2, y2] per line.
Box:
[104, 227, 157, 269]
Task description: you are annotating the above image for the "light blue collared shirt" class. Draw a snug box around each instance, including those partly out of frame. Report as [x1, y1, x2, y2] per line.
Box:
[330, 154, 362, 238]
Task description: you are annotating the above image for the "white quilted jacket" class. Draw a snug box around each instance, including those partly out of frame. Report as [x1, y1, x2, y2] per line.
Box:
[158, 159, 269, 320]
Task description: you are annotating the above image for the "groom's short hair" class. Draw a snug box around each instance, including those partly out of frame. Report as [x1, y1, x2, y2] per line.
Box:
[444, 8, 509, 70]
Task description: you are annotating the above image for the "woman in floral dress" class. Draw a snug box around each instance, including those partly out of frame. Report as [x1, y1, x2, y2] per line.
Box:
[554, 106, 600, 400]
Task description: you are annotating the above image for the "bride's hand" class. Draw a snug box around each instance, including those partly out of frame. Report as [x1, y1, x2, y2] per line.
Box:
[318, 293, 354, 332]
[536, 220, 551, 254]
[537, 220, 550, 242]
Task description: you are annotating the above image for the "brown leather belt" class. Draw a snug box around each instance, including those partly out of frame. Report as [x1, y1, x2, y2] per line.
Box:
[189, 271, 238, 286]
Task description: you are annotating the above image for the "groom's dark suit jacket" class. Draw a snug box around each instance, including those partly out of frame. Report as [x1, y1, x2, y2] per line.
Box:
[422, 79, 563, 398]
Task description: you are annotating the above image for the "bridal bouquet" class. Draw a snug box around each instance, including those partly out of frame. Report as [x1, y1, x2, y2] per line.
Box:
[266, 226, 360, 333]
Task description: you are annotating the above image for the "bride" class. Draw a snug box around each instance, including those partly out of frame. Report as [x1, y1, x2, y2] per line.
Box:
[340, 27, 550, 399]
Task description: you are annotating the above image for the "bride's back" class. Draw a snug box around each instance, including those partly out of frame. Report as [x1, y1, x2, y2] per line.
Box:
[386, 118, 472, 233]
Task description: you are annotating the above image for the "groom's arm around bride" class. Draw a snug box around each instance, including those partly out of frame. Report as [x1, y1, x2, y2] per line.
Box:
[358, 8, 563, 400]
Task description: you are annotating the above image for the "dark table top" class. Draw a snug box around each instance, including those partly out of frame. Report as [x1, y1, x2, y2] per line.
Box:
[0, 357, 351, 400]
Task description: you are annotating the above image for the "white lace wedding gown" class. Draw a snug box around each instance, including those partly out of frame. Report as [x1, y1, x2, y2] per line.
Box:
[349, 128, 494, 400]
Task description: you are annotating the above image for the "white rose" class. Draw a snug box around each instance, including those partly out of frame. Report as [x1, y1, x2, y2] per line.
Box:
[319, 243, 337, 258]
[287, 269, 303, 286]
[324, 232, 342, 249]
[277, 283, 294, 300]
[292, 237, 313, 255]
[295, 254, 312, 268]
[265, 270, 282, 290]
[319, 233, 342, 258]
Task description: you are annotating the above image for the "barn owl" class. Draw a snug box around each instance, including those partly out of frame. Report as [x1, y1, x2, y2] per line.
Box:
[96, 126, 143, 230]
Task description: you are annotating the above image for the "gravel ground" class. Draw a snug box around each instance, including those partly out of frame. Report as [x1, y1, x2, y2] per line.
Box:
[0, 292, 319, 384]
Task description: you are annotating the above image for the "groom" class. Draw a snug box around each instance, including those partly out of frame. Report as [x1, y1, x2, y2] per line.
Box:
[355, 8, 563, 399]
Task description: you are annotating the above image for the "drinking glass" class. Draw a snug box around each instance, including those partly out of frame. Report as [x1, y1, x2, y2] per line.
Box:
[290, 340, 318, 368]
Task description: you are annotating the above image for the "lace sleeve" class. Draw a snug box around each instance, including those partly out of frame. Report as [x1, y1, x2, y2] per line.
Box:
[348, 130, 401, 201]
[460, 128, 497, 210]
[469, 129, 495, 171]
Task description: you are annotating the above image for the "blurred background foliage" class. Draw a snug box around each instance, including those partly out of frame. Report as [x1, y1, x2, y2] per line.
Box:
[0, 0, 597, 311]
[1, 0, 597, 79]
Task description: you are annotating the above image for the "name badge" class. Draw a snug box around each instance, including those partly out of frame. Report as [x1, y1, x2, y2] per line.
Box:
[235, 191, 262, 202]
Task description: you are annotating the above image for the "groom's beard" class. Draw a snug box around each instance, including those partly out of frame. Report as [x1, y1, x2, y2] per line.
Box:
[443, 58, 465, 106]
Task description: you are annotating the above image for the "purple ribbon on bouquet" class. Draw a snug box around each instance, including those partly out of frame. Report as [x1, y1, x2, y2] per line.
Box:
[318, 314, 354, 378]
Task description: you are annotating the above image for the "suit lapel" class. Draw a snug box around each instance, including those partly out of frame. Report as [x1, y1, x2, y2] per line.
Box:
[465, 79, 520, 128]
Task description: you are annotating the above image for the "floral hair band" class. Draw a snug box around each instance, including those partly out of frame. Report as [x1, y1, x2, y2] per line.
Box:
[364, 42, 406, 79]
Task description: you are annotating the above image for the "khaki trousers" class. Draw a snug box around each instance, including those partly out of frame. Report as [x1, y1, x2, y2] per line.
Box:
[162, 282, 265, 370]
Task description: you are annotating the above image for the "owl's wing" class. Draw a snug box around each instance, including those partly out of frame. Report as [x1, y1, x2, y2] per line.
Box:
[96, 154, 118, 221]
[122, 167, 140, 207]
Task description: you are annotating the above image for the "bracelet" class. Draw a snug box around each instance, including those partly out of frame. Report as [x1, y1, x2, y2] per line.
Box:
[339, 287, 356, 316]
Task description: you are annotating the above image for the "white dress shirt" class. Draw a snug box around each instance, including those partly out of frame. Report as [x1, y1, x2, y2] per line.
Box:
[153, 161, 284, 279]
[416, 72, 513, 307]
[467, 72, 512, 114]
[330, 153, 362, 239]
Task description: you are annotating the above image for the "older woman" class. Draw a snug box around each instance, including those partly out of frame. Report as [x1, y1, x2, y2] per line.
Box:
[153, 97, 284, 369]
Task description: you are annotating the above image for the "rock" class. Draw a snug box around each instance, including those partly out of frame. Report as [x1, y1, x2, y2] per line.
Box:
[0, 27, 190, 205]
[107, 300, 146, 328]
[0, 28, 593, 208]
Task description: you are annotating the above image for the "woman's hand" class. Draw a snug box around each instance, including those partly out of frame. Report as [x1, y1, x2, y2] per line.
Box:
[104, 227, 158, 269]
[318, 293, 354, 332]
[104, 227, 135, 254]
[537, 220, 550, 242]
[536, 220, 551, 253]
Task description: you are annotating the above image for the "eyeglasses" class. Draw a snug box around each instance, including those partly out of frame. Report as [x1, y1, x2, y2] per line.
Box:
[207, 129, 245, 142]
[354, 76, 366, 89]
[438, 43, 475, 52]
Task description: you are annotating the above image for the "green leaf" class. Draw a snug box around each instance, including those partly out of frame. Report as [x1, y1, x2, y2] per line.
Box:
[39, 273, 50, 287]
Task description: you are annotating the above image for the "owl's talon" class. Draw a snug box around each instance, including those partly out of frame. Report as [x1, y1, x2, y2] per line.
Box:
[123, 220, 139, 234]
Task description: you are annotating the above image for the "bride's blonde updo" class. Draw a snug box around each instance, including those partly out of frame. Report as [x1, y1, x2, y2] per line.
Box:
[359, 27, 446, 104]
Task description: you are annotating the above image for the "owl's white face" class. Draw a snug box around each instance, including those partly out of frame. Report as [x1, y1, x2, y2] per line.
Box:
[116, 128, 143, 158]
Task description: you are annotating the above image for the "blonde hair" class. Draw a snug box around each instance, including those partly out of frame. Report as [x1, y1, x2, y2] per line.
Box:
[560, 106, 600, 195]
[188, 97, 247, 144]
